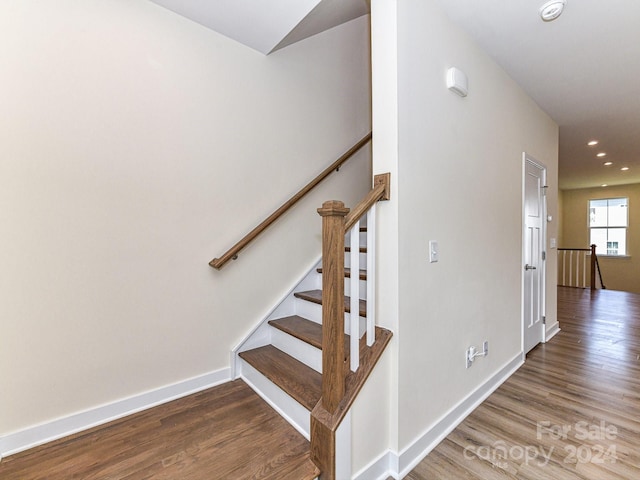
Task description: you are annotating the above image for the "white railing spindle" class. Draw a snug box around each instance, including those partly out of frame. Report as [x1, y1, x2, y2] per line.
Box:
[366, 206, 376, 347]
[558, 248, 600, 289]
[349, 221, 360, 372]
[569, 251, 574, 287]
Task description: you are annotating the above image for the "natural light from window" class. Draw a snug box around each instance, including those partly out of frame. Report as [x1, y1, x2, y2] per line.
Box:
[589, 198, 628, 256]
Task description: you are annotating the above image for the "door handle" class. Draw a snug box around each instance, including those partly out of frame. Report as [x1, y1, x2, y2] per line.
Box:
[524, 264, 536, 270]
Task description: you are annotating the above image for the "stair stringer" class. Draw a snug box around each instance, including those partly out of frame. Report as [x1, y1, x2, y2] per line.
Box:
[230, 256, 323, 380]
[233, 258, 325, 439]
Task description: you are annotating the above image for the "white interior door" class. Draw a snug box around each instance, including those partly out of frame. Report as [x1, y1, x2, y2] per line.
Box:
[523, 155, 546, 354]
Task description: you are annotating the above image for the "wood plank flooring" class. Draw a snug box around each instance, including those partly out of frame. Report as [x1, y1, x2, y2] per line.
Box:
[0, 380, 319, 480]
[407, 286, 640, 479]
[3, 287, 639, 480]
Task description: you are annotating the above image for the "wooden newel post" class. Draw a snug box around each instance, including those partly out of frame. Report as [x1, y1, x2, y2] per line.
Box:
[317, 200, 349, 414]
[590, 244, 597, 290]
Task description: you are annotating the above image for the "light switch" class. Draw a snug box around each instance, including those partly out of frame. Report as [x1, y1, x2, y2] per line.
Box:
[550, 238, 557, 248]
[429, 240, 439, 263]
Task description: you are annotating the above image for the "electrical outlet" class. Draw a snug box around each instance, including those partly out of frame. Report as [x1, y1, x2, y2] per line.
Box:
[465, 346, 475, 368]
[467, 343, 489, 368]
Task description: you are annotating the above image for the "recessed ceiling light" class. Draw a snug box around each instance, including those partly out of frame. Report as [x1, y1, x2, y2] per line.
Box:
[539, 0, 567, 22]
[596, 152, 607, 157]
[587, 140, 599, 146]
[621, 167, 630, 171]
[601, 184, 608, 187]
[603, 161, 613, 166]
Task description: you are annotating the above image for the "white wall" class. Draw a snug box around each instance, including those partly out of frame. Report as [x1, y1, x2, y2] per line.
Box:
[0, 0, 371, 443]
[350, 1, 401, 477]
[366, 0, 559, 474]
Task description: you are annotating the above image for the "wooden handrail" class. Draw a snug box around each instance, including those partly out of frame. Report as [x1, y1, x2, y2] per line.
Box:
[311, 172, 391, 479]
[557, 245, 606, 290]
[209, 133, 372, 269]
[344, 173, 390, 232]
[317, 172, 390, 415]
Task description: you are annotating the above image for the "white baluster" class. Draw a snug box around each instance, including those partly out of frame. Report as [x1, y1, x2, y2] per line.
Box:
[569, 251, 573, 287]
[349, 221, 360, 372]
[366, 206, 376, 347]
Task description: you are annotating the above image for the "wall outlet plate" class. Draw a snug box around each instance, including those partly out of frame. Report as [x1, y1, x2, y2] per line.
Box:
[429, 240, 439, 263]
[465, 346, 474, 368]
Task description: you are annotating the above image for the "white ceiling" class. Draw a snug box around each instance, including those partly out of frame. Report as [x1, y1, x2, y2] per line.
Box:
[432, 0, 640, 190]
[148, 0, 369, 55]
[149, 0, 639, 189]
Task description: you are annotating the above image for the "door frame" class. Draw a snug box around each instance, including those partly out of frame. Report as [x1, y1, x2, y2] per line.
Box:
[522, 153, 547, 353]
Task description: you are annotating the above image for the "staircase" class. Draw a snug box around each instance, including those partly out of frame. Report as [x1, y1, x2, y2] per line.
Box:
[236, 220, 388, 479]
[237, 244, 364, 472]
[214, 170, 391, 479]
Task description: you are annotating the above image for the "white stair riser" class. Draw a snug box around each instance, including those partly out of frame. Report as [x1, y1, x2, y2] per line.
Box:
[239, 359, 311, 439]
[343, 252, 367, 269]
[294, 297, 323, 324]
[294, 298, 366, 336]
[345, 231, 367, 245]
[317, 276, 367, 298]
[345, 278, 368, 299]
[266, 270, 323, 322]
[270, 327, 322, 373]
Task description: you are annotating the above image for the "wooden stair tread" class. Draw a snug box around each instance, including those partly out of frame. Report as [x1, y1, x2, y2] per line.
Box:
[269, 315, 350, 351]
[294, 289, 366, 317]
[239, 345, 321, 411]
[317, 267, 366, 280]
[269, 316, 323, 349]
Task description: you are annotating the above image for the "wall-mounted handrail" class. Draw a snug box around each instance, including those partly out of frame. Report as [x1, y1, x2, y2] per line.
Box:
[209, 133, 372, 270]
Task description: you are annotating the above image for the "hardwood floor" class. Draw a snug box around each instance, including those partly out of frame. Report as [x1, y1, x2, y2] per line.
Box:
[407, 286, 640, 479]
[3, 287, 639, 479]
[0, 380, 318, 480]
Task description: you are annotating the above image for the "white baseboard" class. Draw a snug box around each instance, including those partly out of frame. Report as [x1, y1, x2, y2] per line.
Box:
[353, 450, 396, 480]
[0, 368, 230, 458]
[545, 321, 561, 342]
[397, 352, 524, 478]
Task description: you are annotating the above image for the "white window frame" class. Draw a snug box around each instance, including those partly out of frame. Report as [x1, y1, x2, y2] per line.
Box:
[588, 197, 629, 256]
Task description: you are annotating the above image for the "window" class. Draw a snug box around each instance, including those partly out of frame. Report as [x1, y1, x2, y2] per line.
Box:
[589, 198, 628, 256]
